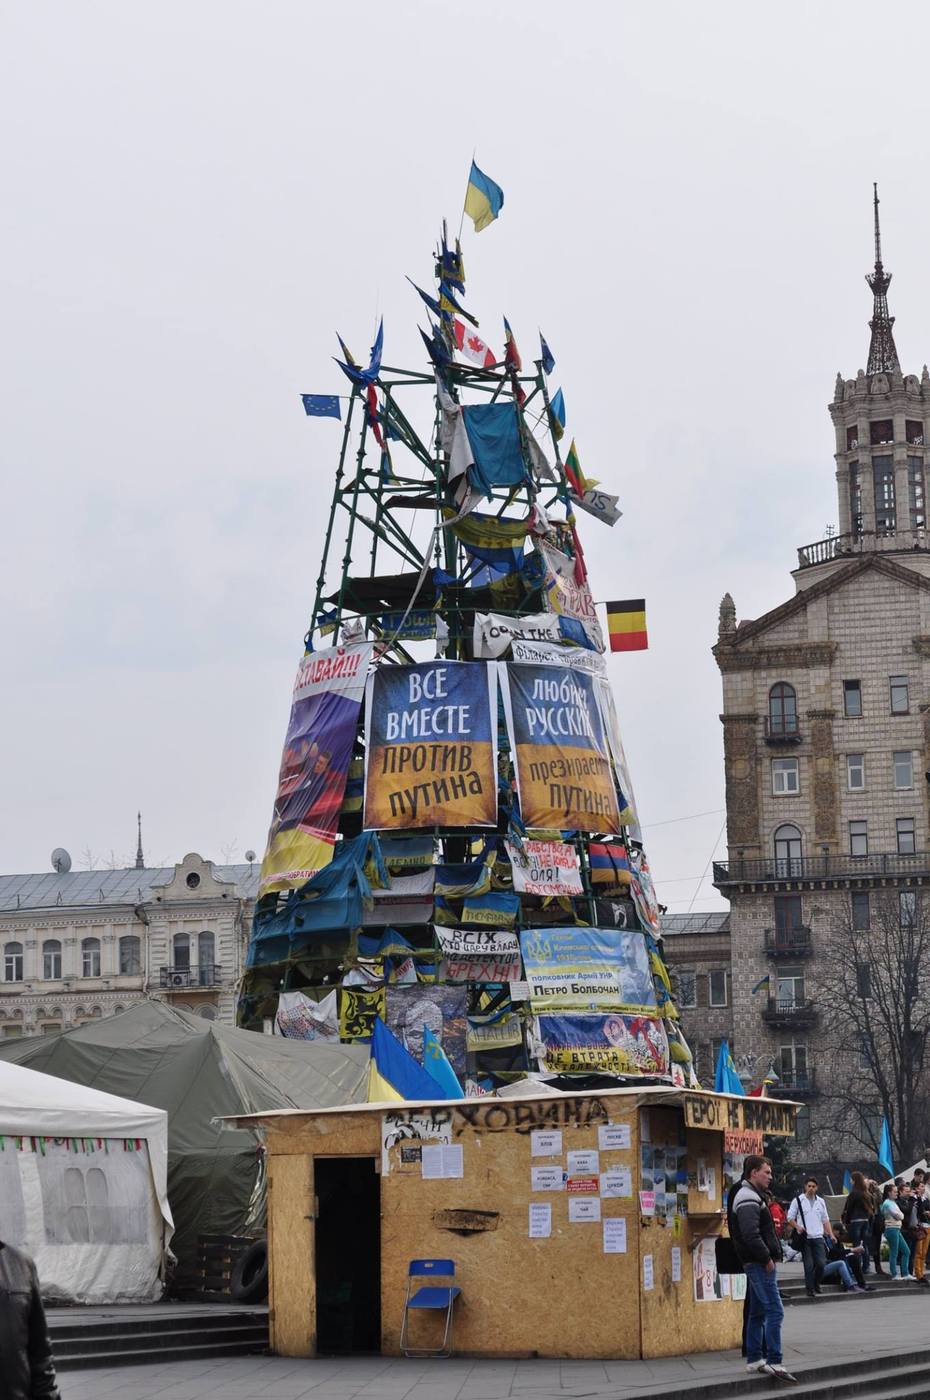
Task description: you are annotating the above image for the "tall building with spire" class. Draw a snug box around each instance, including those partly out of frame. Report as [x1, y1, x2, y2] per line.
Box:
[712, 190, 930, 1170]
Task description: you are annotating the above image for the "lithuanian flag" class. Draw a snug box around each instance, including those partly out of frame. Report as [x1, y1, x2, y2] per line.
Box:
[606, 599, 648, 652]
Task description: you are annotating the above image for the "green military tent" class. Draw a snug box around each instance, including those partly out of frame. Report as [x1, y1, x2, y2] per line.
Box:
[0, 1000, 368, 1279]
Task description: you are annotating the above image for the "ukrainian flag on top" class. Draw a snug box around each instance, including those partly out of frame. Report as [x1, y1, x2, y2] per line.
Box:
[367, 1017, 457, 1102]
[464, 160, 504, 232]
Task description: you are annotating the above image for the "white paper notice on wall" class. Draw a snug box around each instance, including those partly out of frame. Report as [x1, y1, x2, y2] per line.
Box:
[706, 1167, 717, 1198]
[672, 1247, 682, 1283]
[598, 1123, 631, 1151]
[531, 1166, 565, 1192]
[603, 1218, 627, 1254]
[567, 1149, 599, 1175]
[529, 1203, 552, 1238]
[600, 1167, 633, 1199]
[643, 1254, 654, 1291]
[421, 1144, 464, 1180]
[531, 1130, 562, 1157]
[569, 1198, 601, 1223]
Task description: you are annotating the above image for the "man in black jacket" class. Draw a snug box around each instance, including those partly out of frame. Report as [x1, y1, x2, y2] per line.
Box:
[727, 1154, 797, 1385]
[0, 1240, 60, 1400]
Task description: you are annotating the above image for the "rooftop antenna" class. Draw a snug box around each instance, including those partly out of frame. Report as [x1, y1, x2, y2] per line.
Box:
[135, 811, 145, 870]
[866, 183, 901, 375]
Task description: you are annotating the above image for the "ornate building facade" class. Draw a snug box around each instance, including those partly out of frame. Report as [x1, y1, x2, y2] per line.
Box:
[0, 849, 257, 1036]
[713, 189, 930, 1165]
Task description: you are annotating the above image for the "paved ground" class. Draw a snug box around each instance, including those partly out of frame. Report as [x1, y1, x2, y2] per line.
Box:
[58, 1288, 930, 1399]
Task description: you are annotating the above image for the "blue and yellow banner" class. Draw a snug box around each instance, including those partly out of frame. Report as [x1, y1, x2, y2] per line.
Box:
[533, 1013, 670, 1076]
[520, 927, 657, 1013]
[500, 662, 621, 832]
[363, 661, 498, 829]
[259, 645, 373, 897]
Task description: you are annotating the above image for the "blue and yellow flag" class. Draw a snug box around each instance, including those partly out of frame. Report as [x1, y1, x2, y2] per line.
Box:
[714, 1038, 745, 1096]
[367, 1017, 452, 1102]
[465, 160, 504, 232]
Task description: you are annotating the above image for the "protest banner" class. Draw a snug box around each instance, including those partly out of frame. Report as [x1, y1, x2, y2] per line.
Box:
[506, 839, 584, 898]
[501, 663, 620, 832]
[538, 541, 605, 652]
[532, 1013, 670, 1075]
[385, 985, 468, 1075]
[436, 927, 522, 982]
[472, 610, 564, 658]
[520, 927, 657, 1012]
[364, 661, 497, 828]
[259, 644, 373, 896]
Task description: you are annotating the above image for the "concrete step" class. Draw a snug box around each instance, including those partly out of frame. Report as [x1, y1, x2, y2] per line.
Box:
[48, 1305, 269, 1370]
[48, 1309, 267, 1341]
[54, 1336, 267, 1371]
[623, 1347, 930, 1400]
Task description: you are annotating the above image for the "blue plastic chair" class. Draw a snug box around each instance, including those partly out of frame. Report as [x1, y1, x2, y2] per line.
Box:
[400, 1258, 462, 1357]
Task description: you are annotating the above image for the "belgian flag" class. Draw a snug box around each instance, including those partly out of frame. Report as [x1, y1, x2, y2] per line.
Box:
[605, 599, 648, 653]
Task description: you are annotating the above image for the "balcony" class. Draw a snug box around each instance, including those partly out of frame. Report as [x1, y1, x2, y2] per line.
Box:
[770, 1070, 818, 1098]
[714, 851, 930, 887]
[797, 527, 930, 570]
[763, 927, 813, 957]
[763, 715, 802, 745]
[762, 997, 818, 1028]
[159, 964, 222, 990]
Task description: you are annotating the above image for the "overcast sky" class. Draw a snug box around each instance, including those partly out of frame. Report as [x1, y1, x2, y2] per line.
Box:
[4, 1, 930, 909]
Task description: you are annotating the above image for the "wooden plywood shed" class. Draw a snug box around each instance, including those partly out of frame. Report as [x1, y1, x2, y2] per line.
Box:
[224, 1086, 797, 1360]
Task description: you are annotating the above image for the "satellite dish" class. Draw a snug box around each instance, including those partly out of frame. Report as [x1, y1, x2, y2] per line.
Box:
[245, 849, 256, 863]
[51, 848, 72, 874]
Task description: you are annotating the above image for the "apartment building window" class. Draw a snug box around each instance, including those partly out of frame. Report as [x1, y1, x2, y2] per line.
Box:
[198, 931, 215, 982]
[849, 820, 869, 857]
[776, 967, 805, 1010]
[846, 754, 865, 791]
[42, 939, 62, 980]
[3, 943, 23, 983]
[675, 971, 697, 1008]
[849, 462, 863, 534]
[897, 818, 917, 855]
[900, 891, 918, 927]
[173, 933, 190, 971]
[81, 938, 101, 978]
[772, 757, 799, 795]
[909, 457, 926, 529]
[774, 895, 803, 935]
[894, 751, 914, 789]
[851, 891, 871, 930]
[708, 970, 729, 1007]
[710, 1037, 728, 1077]
[774, 824, 802, 875]
[768, 682, 798, 737]
[119, 936, 141, 976]
[779, 1042, 808, 1087]
[874, 456, 896, 532]
[855, 962, 872, 998]
[794, 1105, 811, 1145]
[890, 675, 910, 714]
[843, 680, 862, 717]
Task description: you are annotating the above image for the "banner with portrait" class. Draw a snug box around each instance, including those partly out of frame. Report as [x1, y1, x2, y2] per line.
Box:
[520, 927, 657, 1013]
[500, 663, 621, 832]
[259, 644, 373, 897]
[531, 1013, 670, 1076]
[385, 984, 468, 1075]
[364, 661, 497, 829]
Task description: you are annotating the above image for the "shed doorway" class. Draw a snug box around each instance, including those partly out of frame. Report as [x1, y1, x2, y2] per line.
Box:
[315, 1156, 381, 1354]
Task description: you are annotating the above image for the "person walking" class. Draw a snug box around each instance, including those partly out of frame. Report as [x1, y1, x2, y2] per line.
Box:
[841, 1171, 874, 1274]
[911, 1178, 930, 1286]
[787, 1176, 834, 1297]
[881, 1183, 912, 1280]
[727, 1153, 797, 1384]
[0, 1238, 60, 1399]
[866, 1178, 887, 1274]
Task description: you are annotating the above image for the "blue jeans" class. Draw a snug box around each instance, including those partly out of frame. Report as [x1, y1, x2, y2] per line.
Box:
[801, 1236, 828, 1292]
[887, 1228, 911, 1277]
[847, 1218, 871, 1271]
[821, 1258, 855, 1289]
[744, 1263, 784, 1366]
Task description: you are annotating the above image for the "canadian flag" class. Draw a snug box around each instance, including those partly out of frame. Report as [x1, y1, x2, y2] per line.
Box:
[453, 318, 496, 367]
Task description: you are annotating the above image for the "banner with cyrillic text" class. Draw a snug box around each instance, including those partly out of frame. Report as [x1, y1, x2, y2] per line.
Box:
[364, 661, 497, 828]
[259, 644, 373, 897]
[500, 663, 621, 832]
[510, 638, 606, 677]
[531, 1013, 670, 1076]
[506, 839, 584, 897]
[436, 927, 522, 982]
[520, 927, 657, 1013]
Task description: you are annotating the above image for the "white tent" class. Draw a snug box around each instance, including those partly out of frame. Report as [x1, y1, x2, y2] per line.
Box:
[0, 1059, 172, 1303]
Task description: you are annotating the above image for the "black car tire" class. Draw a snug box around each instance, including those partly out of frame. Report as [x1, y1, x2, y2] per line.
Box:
[230, 1239, 269, 1303]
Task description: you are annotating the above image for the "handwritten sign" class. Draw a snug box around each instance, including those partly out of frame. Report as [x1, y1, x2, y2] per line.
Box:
[529, 1203, 551, 1238]
[723, 1128, 765, 1154]
[506, 839, 584, 898]
[531, 1130, 562, 1157]
[531, 1166, 564, 1192]
[598, 1123, 631, 1151]
[683, 1093, 796, 1137]
[603, 1218, 627, 1254]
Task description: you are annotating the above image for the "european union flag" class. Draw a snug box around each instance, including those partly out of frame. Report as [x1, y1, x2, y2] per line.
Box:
[301, 394, 341, 419]
[540, 333, 555, 376]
